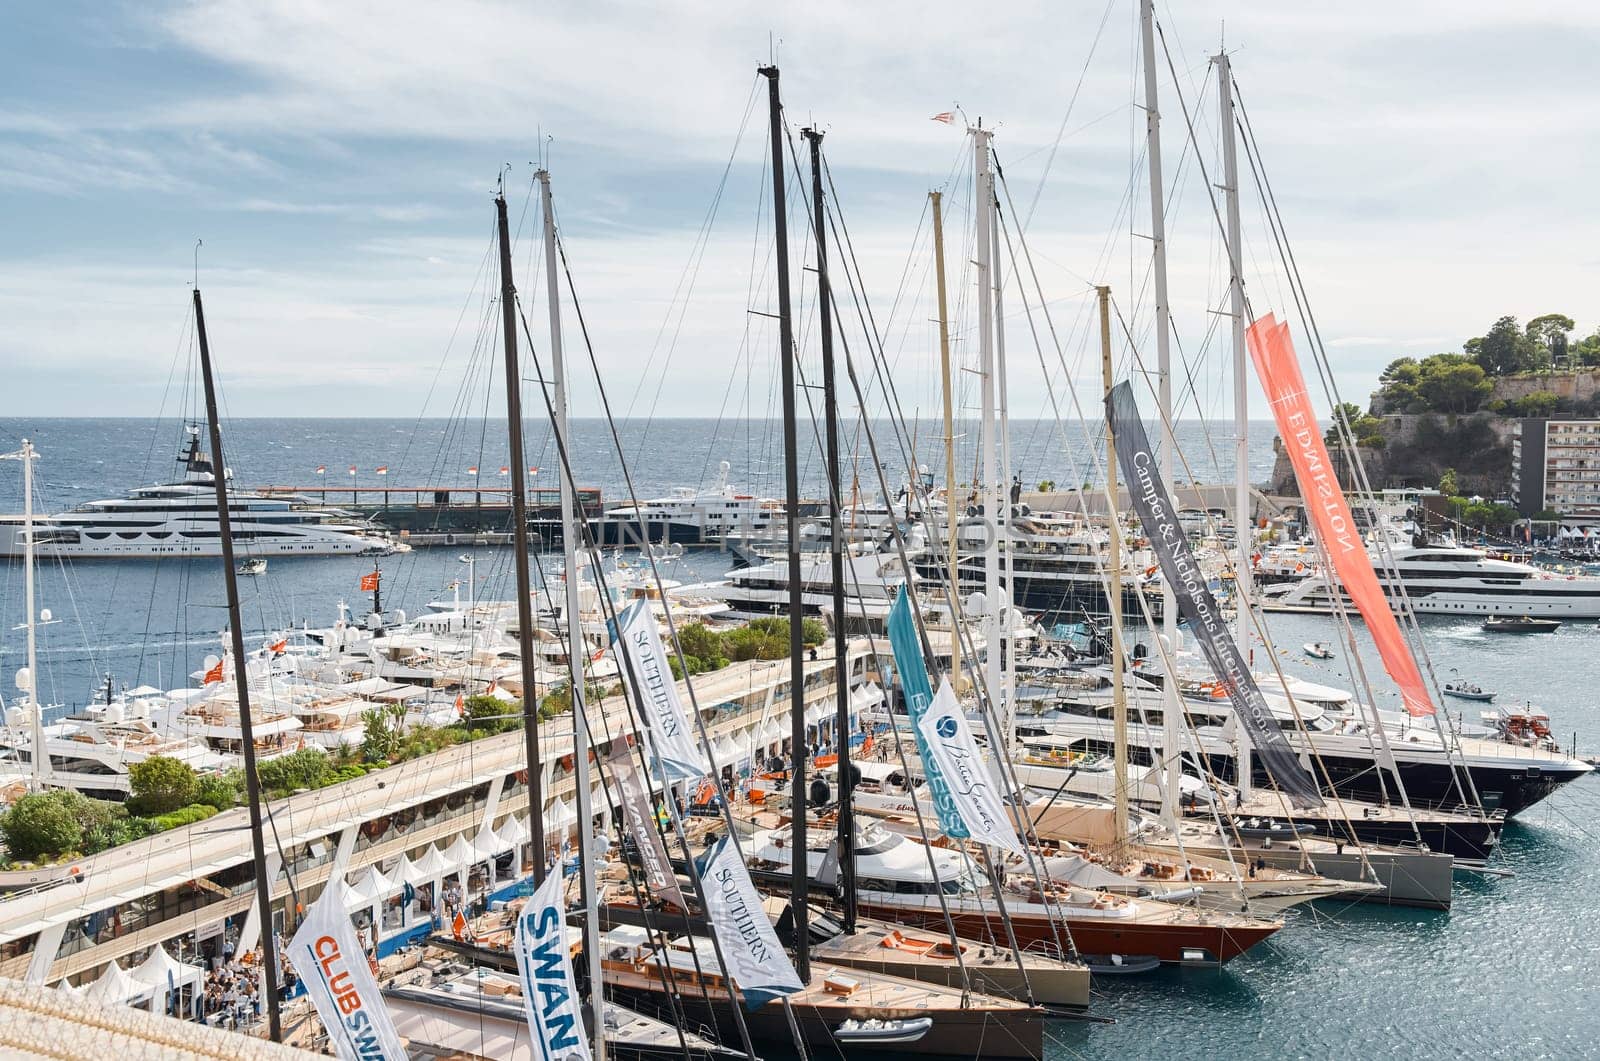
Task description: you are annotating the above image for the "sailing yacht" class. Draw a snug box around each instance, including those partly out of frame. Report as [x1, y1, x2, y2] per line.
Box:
[0, 425, 393, 559]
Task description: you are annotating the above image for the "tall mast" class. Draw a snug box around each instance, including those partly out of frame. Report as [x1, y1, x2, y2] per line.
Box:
[193, 287, 283, 1041]
[988, 176, 1014, 752]
[805, 126, 855, 934]
[2, 442, 48, 786]
[495, 191, 548, 882]
[930, 192, 960, 610]
[538, 168, 606, 1060]
[1140, 0, 1182, 821]
[972, 126, 1004, 756]
[1099, 286, 1130, 844]
[1217, 50, 1254, 801]
[759, 63, 809, 981]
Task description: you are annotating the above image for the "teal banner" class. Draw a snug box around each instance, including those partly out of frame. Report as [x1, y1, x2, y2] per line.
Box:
[887, 586, 969, 838]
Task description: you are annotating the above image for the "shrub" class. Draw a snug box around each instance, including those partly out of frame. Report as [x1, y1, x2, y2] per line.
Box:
[255, 749, 332, 797]
[194, 771, 240, 811]
[150, 804, 219, 831]
[0, 792, 83, 861]
[128, 756, 199, 816]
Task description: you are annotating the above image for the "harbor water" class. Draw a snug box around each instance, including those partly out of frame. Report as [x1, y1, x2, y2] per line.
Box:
[0, 418, 1595, 1058]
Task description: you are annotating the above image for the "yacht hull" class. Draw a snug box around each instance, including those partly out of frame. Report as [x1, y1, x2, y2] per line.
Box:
[851, 894, 1279, 966]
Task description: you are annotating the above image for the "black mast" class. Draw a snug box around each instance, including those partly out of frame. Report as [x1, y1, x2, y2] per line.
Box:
[804, 126, 855, 934]
[760, 63, 808, 980]
[497, 190, 547, 883]
[193, 286, 283, 1041]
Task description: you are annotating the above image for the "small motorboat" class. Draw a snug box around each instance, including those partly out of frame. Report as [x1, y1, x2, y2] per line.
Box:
[1482, 615, 1561, 634]
[1302, 641, 1334, 660]
[236, 558, 267, 576]
[834, 1017, 935, 1044]
[1080, 954, 1161, 976]
[1442, 681, 1495, 703]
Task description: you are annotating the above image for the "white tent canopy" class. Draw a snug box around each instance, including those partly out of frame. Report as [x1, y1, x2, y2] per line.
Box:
[129, 945, 204, 993]
[411, 844, 449, 880]
[711, 736, 739, 767]
[497, 815, 530, 849]
[546, 796, 575, 829]
[345, 864, 396, 908]
[442, 834, 478, 870]
[83, 960, 143, 1005]
[471, 826, 508, 860]
[851, 681, 885, 710]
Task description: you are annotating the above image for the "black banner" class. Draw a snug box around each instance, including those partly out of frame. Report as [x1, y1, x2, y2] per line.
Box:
[608, 742, 689, 910]
[1106, 381, 1323, 808]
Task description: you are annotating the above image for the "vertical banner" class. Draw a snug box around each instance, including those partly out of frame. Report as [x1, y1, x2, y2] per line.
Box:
[701, 836, 805, 1009]
[1106, 381, 1324, 807]
[1248, 313, 1435, 718]
[514, 871, 592, 1061]
[285, 887, 408, 1061]
[607, 741, 688, 912]
[915, 679, 1025, 854]
[886, 587, 969, 838]
[610, 601, 711, 781]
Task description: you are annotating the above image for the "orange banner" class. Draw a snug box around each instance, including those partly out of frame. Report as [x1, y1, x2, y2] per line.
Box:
[1247, 314, 1434, 717]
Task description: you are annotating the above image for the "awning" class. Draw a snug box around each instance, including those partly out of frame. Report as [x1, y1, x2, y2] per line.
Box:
[711, 736, 739, 767]
[470, 826, 508, 860]
[851, 681, 885, 710]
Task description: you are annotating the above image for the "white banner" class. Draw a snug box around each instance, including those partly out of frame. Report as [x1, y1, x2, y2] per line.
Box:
[285, 886, 408, 1061]
[610, 601, 709, 782]
[702, 836, 805, 1009]
[915, 679, 1026, 855]
[513, 871, 591, 1061]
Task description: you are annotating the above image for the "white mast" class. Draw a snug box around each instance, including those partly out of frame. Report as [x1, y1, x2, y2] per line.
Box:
[539, 168, 606, 1061]
[1140, 0, 1182, 822]
[2, 441, 48, 786]
[989, 190, 1015, 751]
[1218, 50, 1254, 801]
[973, 127, 1004, 747]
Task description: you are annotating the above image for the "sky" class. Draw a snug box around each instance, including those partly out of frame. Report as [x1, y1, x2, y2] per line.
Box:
[2, 0, 1598, 424]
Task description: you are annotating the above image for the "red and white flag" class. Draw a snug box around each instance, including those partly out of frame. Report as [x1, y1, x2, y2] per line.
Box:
[375, 465, 388, 476]
[315, 465, 326, 475]
[931, 111, 955, 125]
[203, 658, 225, 685]
[498, 466, 510, 476]
[269, 639, 287, 656]
[528, 466, 540, 476]
[466, 466, 479, 476]
[347, 465, 357, 476]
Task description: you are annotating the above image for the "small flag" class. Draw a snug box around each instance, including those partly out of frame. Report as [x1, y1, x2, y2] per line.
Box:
[375, 466, 388, 476]
[931, 111, 955, 124]
[590, 646, 605, 662]
[528, 466, 540, 475]
[466, 466, 479, 476]
[269, 639, 287, 655]
[455, 692, 465, 715]
[203, 658, 225, 684]
[360, 572, 380, 592]
[485, 679, 498, 694]
[348, 465, 357, 476]
[498, 466, 510, 476]
[315, 465, 326, 475]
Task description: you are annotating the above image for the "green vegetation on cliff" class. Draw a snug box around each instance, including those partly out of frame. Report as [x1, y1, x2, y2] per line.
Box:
[1377, 314, 1600, 417]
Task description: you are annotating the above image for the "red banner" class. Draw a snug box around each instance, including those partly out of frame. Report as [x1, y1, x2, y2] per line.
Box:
[360, 572, 380, 592]
[1248, 313, 1434, 717]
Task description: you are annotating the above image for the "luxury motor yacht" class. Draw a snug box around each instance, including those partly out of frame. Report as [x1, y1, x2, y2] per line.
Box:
[0, 425, 393, 559]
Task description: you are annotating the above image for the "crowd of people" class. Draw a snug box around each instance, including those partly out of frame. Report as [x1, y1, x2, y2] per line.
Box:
[198, 945, 265, 1028]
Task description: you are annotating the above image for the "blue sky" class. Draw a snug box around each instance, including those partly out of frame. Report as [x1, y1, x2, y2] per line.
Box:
[3, 1, 1598, 423]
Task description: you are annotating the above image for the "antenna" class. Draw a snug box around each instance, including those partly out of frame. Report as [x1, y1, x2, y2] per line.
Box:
[193, 239, 202, 288]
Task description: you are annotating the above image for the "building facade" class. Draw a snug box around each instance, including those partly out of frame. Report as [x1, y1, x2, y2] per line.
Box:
[1512, 418, 1600, 516]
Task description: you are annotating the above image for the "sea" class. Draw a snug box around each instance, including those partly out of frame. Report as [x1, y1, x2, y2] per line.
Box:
[1, 418, 1597, 1059]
